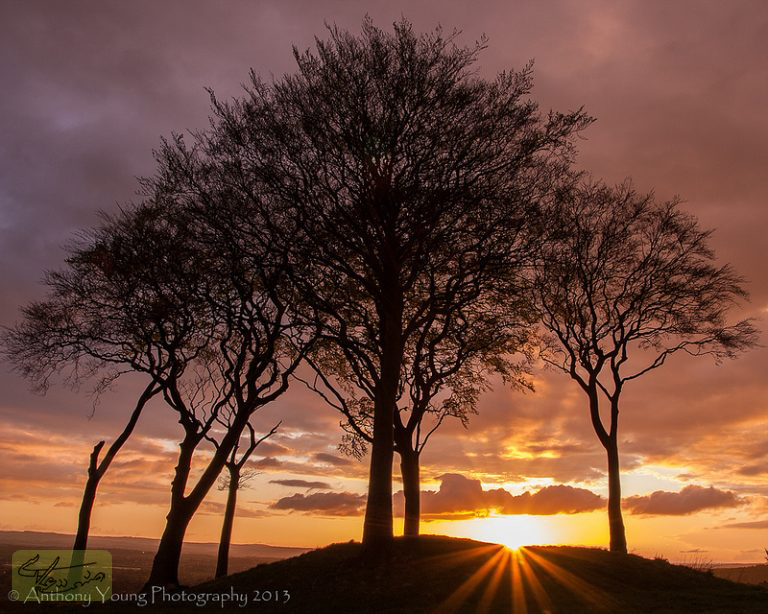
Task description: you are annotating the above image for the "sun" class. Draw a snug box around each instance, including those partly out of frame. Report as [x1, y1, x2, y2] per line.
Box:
[463, 514, 552, 550]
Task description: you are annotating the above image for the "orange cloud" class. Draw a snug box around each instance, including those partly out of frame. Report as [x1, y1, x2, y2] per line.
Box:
[624, 485, 743, 515]
[269, 479, 332, 490]
[720, 520, 768, 529]
[270, 492, 366, 516]
[313, 453, 354, 467]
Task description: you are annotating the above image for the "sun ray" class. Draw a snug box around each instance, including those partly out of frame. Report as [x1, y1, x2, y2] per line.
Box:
[510, 550, 529, 614]
[475, 548, 511, 613]
[521, 548, 616, 612]
[418, 543, 503, 570]
[517, 548, 554, 614]
[434, 546, 507, 613]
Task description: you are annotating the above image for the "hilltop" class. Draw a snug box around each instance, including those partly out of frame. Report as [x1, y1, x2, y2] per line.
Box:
[193, 535, 767, 613]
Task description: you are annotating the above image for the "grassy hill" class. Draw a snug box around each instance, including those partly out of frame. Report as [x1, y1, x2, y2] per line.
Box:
[191, 535, 767, 613]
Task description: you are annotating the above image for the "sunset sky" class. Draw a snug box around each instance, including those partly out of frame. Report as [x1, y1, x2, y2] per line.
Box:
[1, 1, 766, 563]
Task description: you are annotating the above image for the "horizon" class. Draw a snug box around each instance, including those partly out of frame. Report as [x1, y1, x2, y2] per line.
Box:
[0, 528, 757, 568]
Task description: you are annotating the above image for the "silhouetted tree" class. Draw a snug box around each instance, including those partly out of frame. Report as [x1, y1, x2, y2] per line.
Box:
[531, 179, 758, 553]
[213, 420, 278, 579]
[205, 18, 590, 547]
[2, 202, 216, 552]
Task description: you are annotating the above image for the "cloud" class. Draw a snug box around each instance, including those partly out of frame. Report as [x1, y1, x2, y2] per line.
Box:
[493, 484, 605, 515]
[254, 441, 290, 457]
[720, 520, 768, 529]
[270, 492, 365, 516]
[269, 479, 332, 490]
[624, 485, 743, 516]
[249, 453, 367, 479]
[737, 463, 768, 477]
[253, 457, 282, 469]
[312, 453, 353, 467]
[395, 474, 604, 518]
[198, 501, 269, 519]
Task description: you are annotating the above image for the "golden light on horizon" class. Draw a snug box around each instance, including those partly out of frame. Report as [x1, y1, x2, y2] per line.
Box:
[428, 511, 611, 554]
[459, 514, 553, 550]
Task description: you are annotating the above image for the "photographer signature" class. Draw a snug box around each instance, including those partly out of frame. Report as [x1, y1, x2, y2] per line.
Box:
[17, 554, 106, 594]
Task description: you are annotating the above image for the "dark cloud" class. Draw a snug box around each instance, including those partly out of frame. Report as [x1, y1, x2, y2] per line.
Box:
[313, 453, 354, 467]
[253, 457, 283, 469]
[395, 474, 604, 518]
[250, 455, 367, 479]
[252, 441, 291, 457]
[269, 479, 333, 490]
[270, 492, 365, 516]
[198, 501, 270, 519]
[625, 486, 743, 516]
[736, 463, 768, 477]
[720, 520, 768, 530]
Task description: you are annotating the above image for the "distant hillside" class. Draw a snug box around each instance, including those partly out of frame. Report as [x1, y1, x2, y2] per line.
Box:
[0, 530, 309, 593]
[192, 536, 768, 614]
[714, 564, 768, 586]
[0, 530, 308, 559]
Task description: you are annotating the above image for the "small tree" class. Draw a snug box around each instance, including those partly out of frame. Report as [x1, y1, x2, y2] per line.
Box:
[213, 420, 278, 579]
[2, 202, 215, 552]
[207, 18, 589, 547]
[531, 179, 757, 553]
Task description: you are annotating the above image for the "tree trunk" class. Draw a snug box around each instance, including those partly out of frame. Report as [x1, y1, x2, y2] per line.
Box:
[362, 305, 402, 549]
[400, 448, 420, 537]
[73, 442, 104, 551]
[362, 383, 396, 548]
[73, 475, 99, 551]
[145, 501, 194, 588]
[72, 382, 158, 552]
[145, 418, 249, 588]
[144, 433, 198, 589]
[606, 439, 627, 553]
[215, 466, 239, 579]
[585, 385, 627, 554]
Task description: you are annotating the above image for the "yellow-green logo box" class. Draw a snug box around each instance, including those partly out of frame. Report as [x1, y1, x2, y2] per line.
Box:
[12, 550, 112, 603]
